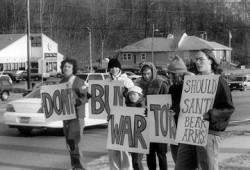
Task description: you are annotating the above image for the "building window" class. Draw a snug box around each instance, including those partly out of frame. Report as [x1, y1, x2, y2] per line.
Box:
[184, 52, 190, 60]
[169, 52, 174, 60]
[31, 36, 42, 47]
[141, 53, 146, 60]
[123, 53, 132, 60]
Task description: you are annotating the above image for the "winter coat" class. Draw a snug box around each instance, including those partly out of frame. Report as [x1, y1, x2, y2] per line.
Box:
[139, 62, 169, 98]
[203, 76, 235, 135]
[60, 75, 89, 119]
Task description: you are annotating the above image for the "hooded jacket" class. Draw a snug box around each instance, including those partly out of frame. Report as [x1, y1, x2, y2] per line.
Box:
[139, 62, 169, 97]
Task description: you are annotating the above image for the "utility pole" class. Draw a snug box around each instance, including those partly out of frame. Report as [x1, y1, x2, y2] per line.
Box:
[27, 0, 31, 89]
[86, 27, 92, 72]
[151, 24, 159, 63]
[101, 40, 104, 67]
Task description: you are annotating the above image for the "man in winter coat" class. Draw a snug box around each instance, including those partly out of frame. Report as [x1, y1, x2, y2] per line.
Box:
[139, 62, 169, 170]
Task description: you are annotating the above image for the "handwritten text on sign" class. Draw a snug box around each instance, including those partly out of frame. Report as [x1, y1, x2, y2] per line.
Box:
[147, 95, 177, 145]
[107, 106, 149, 154]
[89, 80, 125, 119]
[41, 82, 76, 122]
[176, 75, 219, 146]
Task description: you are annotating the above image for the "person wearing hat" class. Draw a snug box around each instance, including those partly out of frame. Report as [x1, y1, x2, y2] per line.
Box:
[139, 62, 169, 170]
[106, 58, 134, 170]
[125, 86, 146, 170]
[167, 55, 194, 163]
[175, 49, 235, 170]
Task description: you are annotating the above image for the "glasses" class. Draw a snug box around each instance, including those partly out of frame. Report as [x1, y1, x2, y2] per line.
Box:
[195, 58, 208, 63]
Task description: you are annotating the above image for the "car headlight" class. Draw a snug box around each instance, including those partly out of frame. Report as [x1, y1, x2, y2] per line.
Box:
[228, 83, 231, 86]
[6, 104, 15, 112]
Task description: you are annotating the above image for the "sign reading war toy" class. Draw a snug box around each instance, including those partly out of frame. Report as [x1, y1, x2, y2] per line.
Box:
[88, 80, 125, 119]
[147, 95, 177, 145]
[176, 75, 219, 146]
[107, 106, 149, 154]
[41, 82, 76, 122]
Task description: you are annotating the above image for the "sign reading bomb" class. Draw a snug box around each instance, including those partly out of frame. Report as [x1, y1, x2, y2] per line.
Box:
[176, 75, 219, 146]
[41, 82, 76, 121]
[107, 106, 149, 154]
[88, 80, 125, 119]
[147, 95, 177, 145]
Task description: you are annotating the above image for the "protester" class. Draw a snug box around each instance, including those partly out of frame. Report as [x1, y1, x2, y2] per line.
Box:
[106, 58, 134, 170]
[139, 62, 169, 170]
[125, 86, 146, 170]
[174, 49, 235, 170]
[60, 58, 90, 170]
[167, 55, 194, 163]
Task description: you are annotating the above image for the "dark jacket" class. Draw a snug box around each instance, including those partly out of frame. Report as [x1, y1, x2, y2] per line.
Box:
[60, 75, 89, 119]
[168, 84, 183, 124]
[125, 96, 146, 108]
[204, 76, 235, 135]
[139, 62, 169, 99]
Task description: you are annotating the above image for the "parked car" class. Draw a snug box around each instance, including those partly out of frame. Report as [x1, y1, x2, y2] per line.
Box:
[76, 72, 109, 82]
[49, 71, 63, 78]
[3, 79, 107, 135]
[122, 67, 141, 75]
[20, 71, 50, 81]
[0, 76, 13, 101]
[1, 71, 23, 83]
[125, 71, 141, 82]
[94, 68, 108, 73]
[228, 74, 250, 91]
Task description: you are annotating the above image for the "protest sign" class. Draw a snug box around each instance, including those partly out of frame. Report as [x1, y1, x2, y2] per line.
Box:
[147, 95, 177, 145]
[41, 82, 76, 122]
[107, 106, 149, 154]
[176, 75, 219, 146]
[88, 80, 125, 119]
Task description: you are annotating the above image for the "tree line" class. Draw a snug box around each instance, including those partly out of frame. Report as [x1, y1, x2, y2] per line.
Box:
[0, 0, 250, 68]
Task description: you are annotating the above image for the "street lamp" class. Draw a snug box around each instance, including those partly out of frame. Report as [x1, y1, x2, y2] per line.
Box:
[86, 27, 93, 72]
[151, 24, 159, 63]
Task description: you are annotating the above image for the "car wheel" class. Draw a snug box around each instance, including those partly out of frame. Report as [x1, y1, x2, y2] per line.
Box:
[18, 127, 33, 135]
[35, 76, 39, 81]
[57, 74, 62, 78]
[243, 86, 247, 91]
[1, 91, 9, 101]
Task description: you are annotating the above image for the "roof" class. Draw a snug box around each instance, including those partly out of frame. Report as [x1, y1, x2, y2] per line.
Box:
[178, 36, 232, 51]
[0, 34, 26, 51]
[120, 33, 231, 53]
[121, 37, 175, 52]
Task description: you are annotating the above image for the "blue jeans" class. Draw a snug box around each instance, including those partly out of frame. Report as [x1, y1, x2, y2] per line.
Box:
[175, 134, 221, 170]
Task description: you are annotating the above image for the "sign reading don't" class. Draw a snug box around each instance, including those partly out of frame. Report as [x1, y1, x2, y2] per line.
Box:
[41, 82, 76, 122]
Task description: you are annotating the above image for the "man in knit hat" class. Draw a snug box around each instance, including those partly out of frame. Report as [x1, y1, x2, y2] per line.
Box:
[167, 55, 194, 163]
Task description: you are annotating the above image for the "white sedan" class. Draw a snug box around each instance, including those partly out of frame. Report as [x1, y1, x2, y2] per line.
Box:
[3, 86, 108, 135]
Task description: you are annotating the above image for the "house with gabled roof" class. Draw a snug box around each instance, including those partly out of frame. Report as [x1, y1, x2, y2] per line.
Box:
[0, 33, 64, 76]
[117, 33, 232, 70]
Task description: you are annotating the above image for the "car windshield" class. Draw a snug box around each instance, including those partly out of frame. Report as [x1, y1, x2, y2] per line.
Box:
[25, 88, 41, 98]
[235, 77, 246, 81]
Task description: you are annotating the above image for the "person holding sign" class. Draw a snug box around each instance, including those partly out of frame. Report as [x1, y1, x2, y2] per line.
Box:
[125, 86, 146, 170]
[139, 62, 169, 170]
[175, 49, 235, 170]
[60, 58, 89, 170]
[167, 55, 194, 163]
[107, 59, 134, 170]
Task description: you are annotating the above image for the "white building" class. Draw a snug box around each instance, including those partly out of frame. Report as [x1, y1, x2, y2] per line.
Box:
[0, 33, 64, 76]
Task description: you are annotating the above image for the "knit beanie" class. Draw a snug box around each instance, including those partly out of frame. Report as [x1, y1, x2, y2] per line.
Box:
[108, 59, 121, 71]
[168, 55, 187, 74]
[127, 86, 143, 95]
